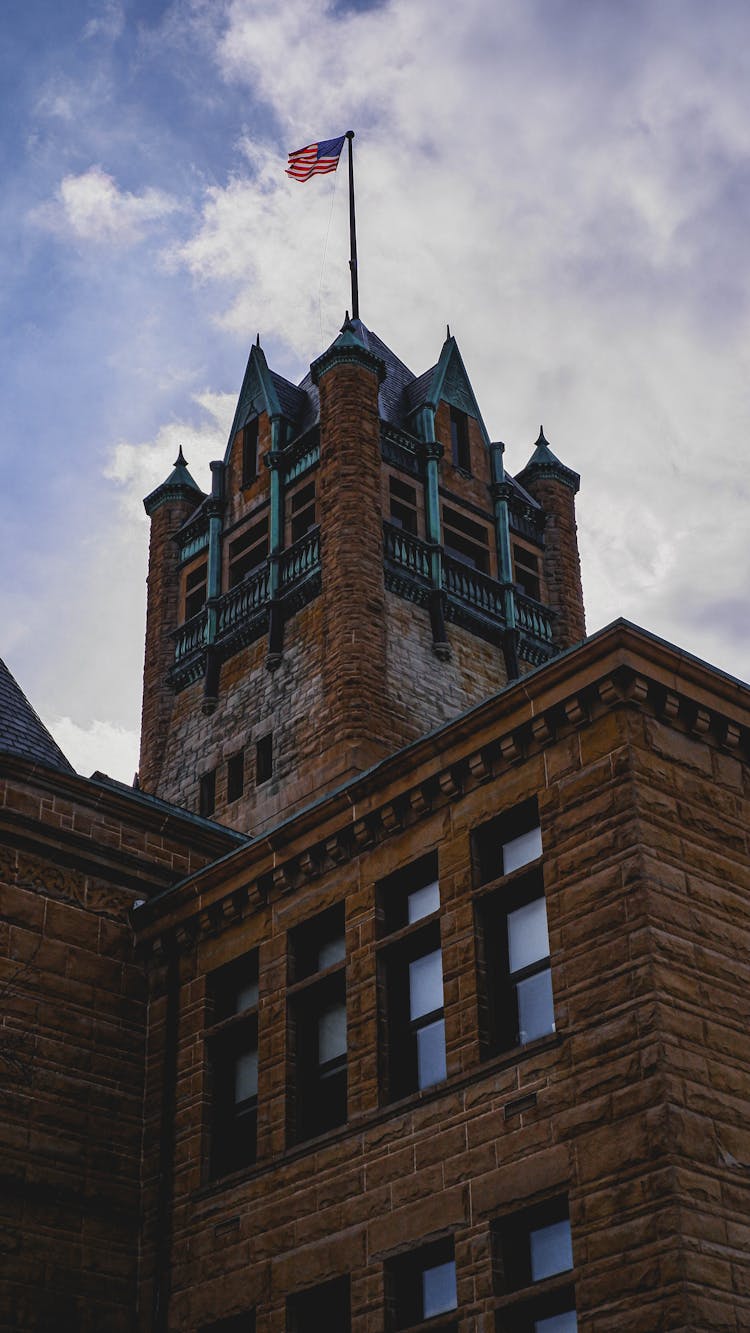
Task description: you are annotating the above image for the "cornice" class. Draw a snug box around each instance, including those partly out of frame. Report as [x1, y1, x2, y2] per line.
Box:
[132, 620, 750, 953]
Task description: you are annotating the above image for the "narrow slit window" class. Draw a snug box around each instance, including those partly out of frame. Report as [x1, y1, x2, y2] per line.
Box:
[256, 733, 273, 785]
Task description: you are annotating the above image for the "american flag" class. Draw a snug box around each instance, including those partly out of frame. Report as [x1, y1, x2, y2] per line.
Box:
[286, 134, 346, 182]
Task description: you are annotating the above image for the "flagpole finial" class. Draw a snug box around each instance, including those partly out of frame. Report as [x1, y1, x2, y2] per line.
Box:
[346, 129, 355, 139]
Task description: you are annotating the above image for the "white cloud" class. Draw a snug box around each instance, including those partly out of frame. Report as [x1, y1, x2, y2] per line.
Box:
[46, 714, 139, 783]
[33, 166, 180, 246]
[82, 0, 125, 43]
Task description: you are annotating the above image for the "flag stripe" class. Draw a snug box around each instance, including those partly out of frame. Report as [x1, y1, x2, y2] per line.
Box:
[286, 134, 346, 182]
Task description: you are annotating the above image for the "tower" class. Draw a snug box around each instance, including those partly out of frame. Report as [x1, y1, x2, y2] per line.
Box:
[139, 322, 585, 834]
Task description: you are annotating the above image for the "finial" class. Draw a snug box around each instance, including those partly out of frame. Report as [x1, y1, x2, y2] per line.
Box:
[256, 332, 261, 346]
[174, 446, 187, 468]
[446, 323, 451, 340]
[537, 425, 547, 443]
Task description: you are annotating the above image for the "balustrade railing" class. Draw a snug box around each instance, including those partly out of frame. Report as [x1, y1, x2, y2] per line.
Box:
[172, 610, 207, 663]
[516, 590, 554, 643]
[443, 555, 506, 619]
[280, 528, 320, 586]
[383, 522, 431, 581]
[217, 564, 270, 636]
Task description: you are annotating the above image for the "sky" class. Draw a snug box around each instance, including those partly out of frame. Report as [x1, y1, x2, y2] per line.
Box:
[2, 0, 749, 782]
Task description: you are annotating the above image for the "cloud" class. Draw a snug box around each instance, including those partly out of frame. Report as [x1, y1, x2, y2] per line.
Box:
[32, 166, 180, 246]
[82, 0, 125, 43]
[45, 714, 139, 782]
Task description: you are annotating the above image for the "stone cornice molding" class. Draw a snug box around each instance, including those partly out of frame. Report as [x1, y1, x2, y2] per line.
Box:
[132, 621, 750, 952]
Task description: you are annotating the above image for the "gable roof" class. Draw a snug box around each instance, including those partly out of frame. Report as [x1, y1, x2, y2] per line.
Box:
[0, 658, 75, 773]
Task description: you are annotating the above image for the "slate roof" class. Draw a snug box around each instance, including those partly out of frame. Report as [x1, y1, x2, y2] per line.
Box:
[0, 658, 75, 773]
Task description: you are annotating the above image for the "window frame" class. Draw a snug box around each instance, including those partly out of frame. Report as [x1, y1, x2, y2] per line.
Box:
[389, 473, 420, 536]
[227, 514, 269, 589]
[442, 504, 491, 573]
[493, 1196, 576, 1332]
[288, 478, 318, 545]
[205, 951, 260, 1180]
[287, 904, 348, 1144]
[241, 419, 259, 488]
[227, 750, 244, 803]
[512, 541, 544, 603]
[449, 407, 471, 474]
[377, 854, 447, 1105]
[287, 1275, 351, 1332]
[256, 733, 273, 785]
[199, 769, 216, 818]
[386, 1235, 458, 1331]
[183, 556, 208, 622]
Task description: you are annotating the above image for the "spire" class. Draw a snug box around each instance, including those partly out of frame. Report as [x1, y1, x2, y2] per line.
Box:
[517, 425, 580, 493]
[143, 447, 205, 516]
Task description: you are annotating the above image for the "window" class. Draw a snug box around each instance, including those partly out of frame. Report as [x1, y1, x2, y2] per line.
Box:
[206, 952, 259, 1178]
[199, 769, 216, 818]
[442, 505, 490, 573]
[494, 1198, 576, 1332]
[449, 407, 471, 473]
[378, 855, 446, 1102]
[474, 801, 554, 1053]
[387, 1237, 457, 1330]
[227, 750, 244, 803]
[289, 480, 317, 544]
[287, 1276, 350, 1332]
[184, 559, 208, 621]
[256, 733, 273, 784]
[242, 419, 259, 487]
[228, 516, 269, 588]
[389, 475, 419, 535]
[288, 905, 347, 1142]
[513, 544, 543, 602]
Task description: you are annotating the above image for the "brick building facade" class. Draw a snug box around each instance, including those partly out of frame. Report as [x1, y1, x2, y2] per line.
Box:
[1, 320, 749, 1333]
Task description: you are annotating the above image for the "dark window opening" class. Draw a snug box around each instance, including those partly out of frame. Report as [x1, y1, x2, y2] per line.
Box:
[387, 1237, 457, 1330]
[290, 480, 317, 544]
[242, 419, 259, 488]
[287, 1276, 350, 1332]
[389, 475, 419, 535]
[227, 750, 244, 803]
[494, 1198, 576, 1332]
[256, 733, 273, 785]
[184, 559, 208, 621]
[378, 855, 446, 1103]
[200, 1313, 255, 1333]
[450, 407, 471, 473]
[199, 769, 216, 818]
[207, 952, 259, 1178]
[289, 905, 347, 1142]
[473, 798, 542, 887]
[442, 505, 490, 572]
[228, 516, 269, 588]
[513, 544, 542, 602]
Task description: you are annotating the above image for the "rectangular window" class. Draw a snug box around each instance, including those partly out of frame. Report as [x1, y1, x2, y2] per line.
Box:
[288, 905, 347, 1142]
[442, 505, 490, 573]
[206, 953, 259, 1178]
[289, 480, 317, 544]
[378, 854, 446, 1103]
[474, 801, 554, 1053]
[513, 543, 543, 602]
[387, 1237, 457, 1330]
[494, 1198, 576, 1331]
[242, 419, 259, 487]
[199, 769, 216, 818]
[184, 559, 208, 621]
[287, 1276, 350, 1332]
[256, 733, 273, 785]
[227, 750, 244, 803]
[389, 474, 419, 535]
[228, 515, 269, 588]
[449, 407, 471, 473]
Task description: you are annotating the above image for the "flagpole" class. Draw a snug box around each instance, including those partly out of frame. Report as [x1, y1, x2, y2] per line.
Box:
[346, 131, 359, 320]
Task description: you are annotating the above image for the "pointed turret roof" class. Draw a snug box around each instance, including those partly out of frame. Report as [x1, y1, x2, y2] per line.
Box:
[0, 657, 75, 773]
[143, 448, 206, 516]
[516, 426, 580, 493]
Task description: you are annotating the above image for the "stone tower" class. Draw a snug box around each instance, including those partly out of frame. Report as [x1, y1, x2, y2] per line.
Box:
[138, 320, 585, 833]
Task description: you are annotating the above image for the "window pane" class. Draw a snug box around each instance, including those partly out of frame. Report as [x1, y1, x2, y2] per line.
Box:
[507, 896, 549, 974]
[234, 1048, 258, 1103]
[535, 1311, 577, 1332]
[517, 968, 555, 1045]
[235, 979, 259, 1012]
[407, 880, 440, 924]
[530, 1218, 573, 1281]
[409, 949, 444, 1020]
[318, 934, 346, 969]
[416, 1018, 446, 1089]
[318, 1002, 347, 1064]
[502, 825, 542, 875]
[422, 1259, 457, 1318]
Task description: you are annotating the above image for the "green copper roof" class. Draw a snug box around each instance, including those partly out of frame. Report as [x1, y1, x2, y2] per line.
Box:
[517, 427, 580, 493]
[143, 448, 205, 516]
[310, 315, 386, 385]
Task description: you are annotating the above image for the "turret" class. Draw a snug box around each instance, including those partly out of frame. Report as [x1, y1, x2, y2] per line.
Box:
[139, 450, 205, 791]
[516, 428, 585, 650]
